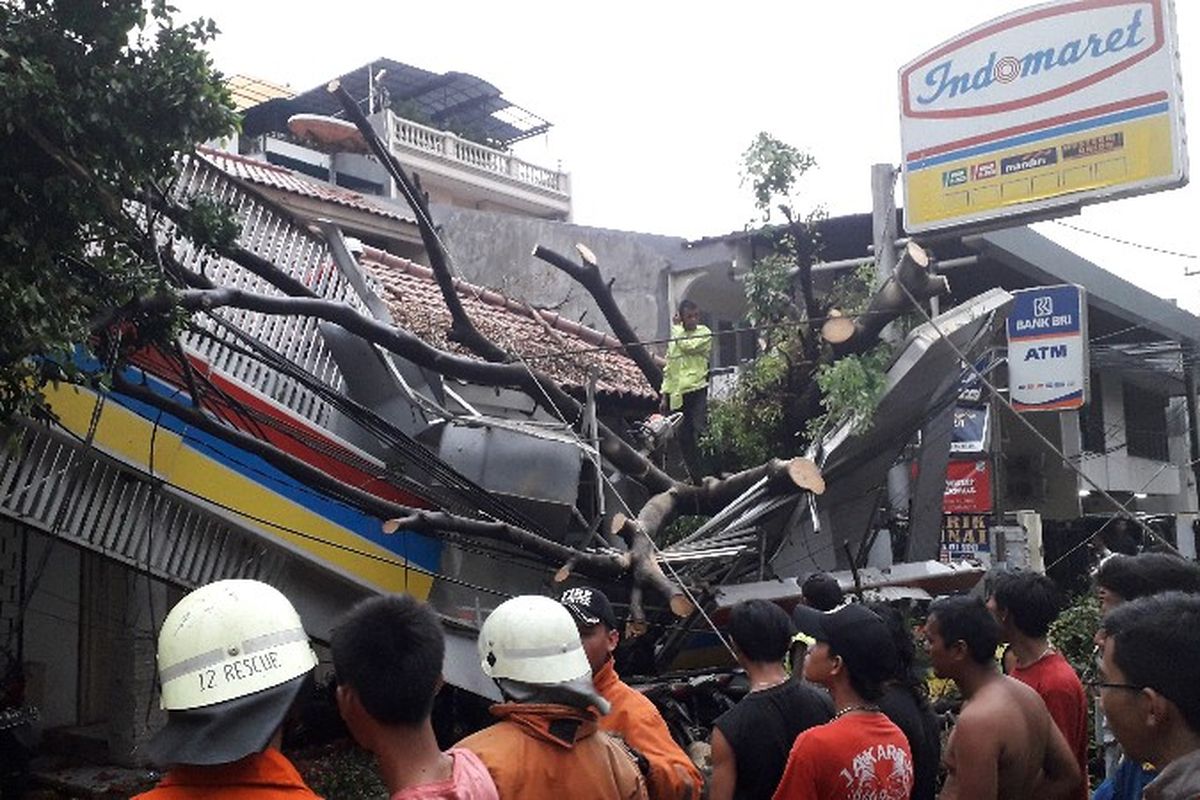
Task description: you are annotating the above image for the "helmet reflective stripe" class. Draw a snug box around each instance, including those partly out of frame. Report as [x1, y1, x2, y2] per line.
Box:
[156, 580, 318, 711]
[159, 627, 310, 684]
[478, 595, 590, 685]
[497, 642, 582, 659]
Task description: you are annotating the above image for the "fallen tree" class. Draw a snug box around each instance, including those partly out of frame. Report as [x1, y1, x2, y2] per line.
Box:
[8, 17, 949, 626]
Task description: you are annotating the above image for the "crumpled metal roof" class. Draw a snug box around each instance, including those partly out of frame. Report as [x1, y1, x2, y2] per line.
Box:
[197, 146, 415, 224]
[241, 59, 551, 147]
[361, 247, 657, 405]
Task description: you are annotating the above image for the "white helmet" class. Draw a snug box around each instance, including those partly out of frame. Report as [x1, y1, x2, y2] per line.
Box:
[479, 595, 590, 685]
[156, 579, 318, 711]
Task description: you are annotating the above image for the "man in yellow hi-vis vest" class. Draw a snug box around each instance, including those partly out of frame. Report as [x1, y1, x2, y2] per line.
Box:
[661, 299, 712, 481]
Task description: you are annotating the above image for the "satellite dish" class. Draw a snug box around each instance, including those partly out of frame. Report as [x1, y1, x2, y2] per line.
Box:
[287, 113, 369, 154]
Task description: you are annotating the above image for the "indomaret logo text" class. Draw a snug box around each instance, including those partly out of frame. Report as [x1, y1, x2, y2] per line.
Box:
[916, 8, 1146, 106]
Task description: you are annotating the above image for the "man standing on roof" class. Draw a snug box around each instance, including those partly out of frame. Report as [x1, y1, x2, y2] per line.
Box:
[134, 579, 321, 799]
[660, 299, 712, 481]
[560, 586, 704, 800]
[457, 595, 647, 800]
[774, 603, 914, 800]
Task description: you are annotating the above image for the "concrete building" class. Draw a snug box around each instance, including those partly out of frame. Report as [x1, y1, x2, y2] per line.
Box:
[234, 59, 571, 222]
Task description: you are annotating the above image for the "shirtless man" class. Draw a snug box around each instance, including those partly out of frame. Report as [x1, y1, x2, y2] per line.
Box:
[925, 596, 1080, 800]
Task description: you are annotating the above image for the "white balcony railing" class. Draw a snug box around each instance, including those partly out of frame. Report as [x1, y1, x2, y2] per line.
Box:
[386, 112, 568, 195]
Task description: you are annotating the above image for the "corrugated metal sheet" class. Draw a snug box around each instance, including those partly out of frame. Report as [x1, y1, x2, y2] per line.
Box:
[167, 153, 376, 427]
[0, 422, 285, 589]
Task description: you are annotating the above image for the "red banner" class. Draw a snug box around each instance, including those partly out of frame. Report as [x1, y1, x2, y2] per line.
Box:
[943, 459, 992, 513]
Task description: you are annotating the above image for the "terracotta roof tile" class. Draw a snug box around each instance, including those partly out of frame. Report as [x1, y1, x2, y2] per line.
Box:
[360, 247, 657, 404]
[195, 147, 652, 404]
[197, 147, 415, 225]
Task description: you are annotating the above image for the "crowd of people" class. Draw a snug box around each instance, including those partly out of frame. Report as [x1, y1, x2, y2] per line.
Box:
[130, 550, 1200, 800]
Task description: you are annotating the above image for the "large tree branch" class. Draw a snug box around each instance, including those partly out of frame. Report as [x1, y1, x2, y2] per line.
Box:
[137, 286, 678, 494]
[615, 456, 824, 544]
[607, 456, 823, 626]
[327, 81, 508, 364]
[821, 241, 948, 357]
[113, 371, 656, 589]
[532, 244, 663, 391]
[148, 194, 320, 300]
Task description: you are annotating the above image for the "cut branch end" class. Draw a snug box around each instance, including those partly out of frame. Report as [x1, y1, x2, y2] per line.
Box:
[669, 594, 696, 617]
[786, 457, 825, 495]
[821, 311, 856, 344]
[574, 242, 597, 267]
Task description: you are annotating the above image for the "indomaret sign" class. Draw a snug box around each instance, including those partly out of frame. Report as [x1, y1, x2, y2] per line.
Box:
[899, 0, 1188, 233]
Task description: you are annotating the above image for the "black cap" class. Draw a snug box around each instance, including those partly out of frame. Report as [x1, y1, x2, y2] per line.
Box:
[559, 586, 618, 630]
[792, 603, 898, 685]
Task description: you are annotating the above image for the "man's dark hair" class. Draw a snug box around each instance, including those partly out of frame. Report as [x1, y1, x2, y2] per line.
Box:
[867, 603, 916, 684]
[1096, 553, 1200, 602]
[728, 600, 793, 663]
[678, 298, 699, 316]
[990, 571, 1061, 638]
[868, 601, 934, 715]
[829, 646, 885, 702]
[929, 595, 1000, 665]
[802, 572, 844, 612]
[1103, 591, 1200, 733]
[331, 594, 444, 726]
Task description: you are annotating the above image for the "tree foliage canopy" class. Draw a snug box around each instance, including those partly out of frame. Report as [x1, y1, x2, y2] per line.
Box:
[0, 0, 236, 419]
[705, 134, 889, 473]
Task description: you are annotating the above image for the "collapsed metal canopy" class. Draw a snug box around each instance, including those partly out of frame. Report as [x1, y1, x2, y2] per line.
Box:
[242, 59, 552, 147]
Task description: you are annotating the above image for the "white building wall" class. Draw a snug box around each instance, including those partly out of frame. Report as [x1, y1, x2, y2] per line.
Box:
[1077, 374, 1183, 496]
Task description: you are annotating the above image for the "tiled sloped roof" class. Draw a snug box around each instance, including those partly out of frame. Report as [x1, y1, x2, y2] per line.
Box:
[361, 247, 657, 404]
[197, 146, 415, 224]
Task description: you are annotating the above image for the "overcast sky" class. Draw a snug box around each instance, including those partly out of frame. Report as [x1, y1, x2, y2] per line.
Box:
[172, 0, 1200, 314]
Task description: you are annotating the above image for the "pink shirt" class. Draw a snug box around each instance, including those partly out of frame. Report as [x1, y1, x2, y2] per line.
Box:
[390, 748, 499, 800]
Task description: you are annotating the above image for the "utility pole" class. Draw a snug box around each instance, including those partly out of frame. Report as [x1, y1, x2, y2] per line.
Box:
[1186, 344, 1200, 526]
[871, 164, 899, 290]
[873, 164, 919, 563]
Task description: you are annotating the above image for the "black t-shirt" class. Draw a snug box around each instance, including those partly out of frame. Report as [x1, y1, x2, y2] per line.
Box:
[713, 679, 833, 800]
[877, 684, 942, 800]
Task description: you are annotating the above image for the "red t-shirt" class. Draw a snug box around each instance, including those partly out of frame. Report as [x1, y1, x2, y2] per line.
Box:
[1012, 651, 1089, 800]
[772, 711, 913, 800]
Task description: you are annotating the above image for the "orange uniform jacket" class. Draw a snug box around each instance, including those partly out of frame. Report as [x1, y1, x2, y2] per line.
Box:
[458, 702, 647, 800]
[132, 748, 321, 799]
[594, 660, 704, 800]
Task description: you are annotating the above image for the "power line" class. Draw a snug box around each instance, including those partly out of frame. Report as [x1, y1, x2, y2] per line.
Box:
[1050, 219, 1198, 261]
[891, 277, 1178, 562]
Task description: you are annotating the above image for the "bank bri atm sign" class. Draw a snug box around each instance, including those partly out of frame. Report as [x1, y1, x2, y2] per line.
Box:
[1007, 284, 1089, 411]
[899, 0, 1188, 234]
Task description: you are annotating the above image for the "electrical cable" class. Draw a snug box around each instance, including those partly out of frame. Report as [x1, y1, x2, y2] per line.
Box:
[1050, 220, 1198, 261]
[41, 412, 520, 600]
[505, 349, 740, 661]
[892, 272, 1177, 557]
[185, 315, 552, 537]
